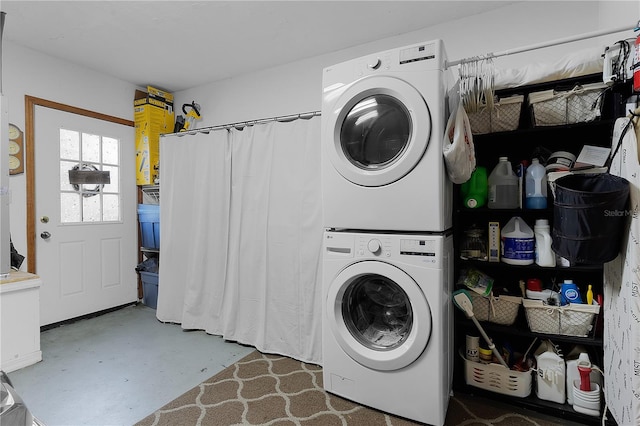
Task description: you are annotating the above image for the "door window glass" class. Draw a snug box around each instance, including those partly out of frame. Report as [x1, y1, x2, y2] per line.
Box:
[59, 129, 121, 223]
[340, 95, 411, 169]
[342, 274, 413, 350]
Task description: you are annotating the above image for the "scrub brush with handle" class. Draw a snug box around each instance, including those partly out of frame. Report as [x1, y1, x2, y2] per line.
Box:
[453, 289, 509, 369]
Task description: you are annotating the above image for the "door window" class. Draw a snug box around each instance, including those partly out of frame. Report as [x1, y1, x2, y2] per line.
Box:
[59, 128, 121, 223]
[342, 274, 413, 350]
[340, 95, 411, 170]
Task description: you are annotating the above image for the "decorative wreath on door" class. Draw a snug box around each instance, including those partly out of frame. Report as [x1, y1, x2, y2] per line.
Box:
[70, 163, 104, 198]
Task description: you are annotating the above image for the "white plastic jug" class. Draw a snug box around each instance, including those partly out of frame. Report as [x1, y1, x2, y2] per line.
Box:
[501, 217, 534, 265]
[525, 158, 548, 209]
[534, 219, 556, 267]
[488, 157, 519, 209]
[535, 344, 566, 404]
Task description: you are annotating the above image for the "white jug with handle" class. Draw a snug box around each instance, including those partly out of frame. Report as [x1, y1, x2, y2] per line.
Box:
[535, 341, 566, 404]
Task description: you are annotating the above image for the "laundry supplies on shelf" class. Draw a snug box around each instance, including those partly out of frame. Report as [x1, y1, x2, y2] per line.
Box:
[525, 158, 548, 209]
[534, 219, 556, 267]
[534, 340, 566, 404]
[501, 217, 534, 265]
[488, 157, 519, 209]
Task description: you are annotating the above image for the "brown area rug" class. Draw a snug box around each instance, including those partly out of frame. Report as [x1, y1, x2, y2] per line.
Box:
[135, 350, 575, 426]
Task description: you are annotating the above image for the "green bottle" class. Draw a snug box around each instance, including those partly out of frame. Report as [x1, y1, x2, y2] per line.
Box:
[461, 167, 488, 208]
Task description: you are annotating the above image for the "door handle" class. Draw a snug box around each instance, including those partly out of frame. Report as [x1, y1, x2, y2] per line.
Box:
[40, 231, 51, 240]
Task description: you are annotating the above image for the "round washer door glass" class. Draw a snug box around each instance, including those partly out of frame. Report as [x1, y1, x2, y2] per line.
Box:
[326, 260, 432, 371]
[342, 274, 412, 350]
[341, 95, 411, 170]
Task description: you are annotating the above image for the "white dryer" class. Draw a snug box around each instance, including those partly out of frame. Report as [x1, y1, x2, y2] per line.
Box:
[322, 230, 453, 425]
[321, 39, 451, 232]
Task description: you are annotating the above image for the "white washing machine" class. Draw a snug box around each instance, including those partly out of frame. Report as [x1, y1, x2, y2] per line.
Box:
[321, 39, 451, 232]
[322, 230, 453, 425]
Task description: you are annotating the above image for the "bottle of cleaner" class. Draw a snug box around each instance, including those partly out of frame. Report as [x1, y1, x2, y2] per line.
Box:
[461, 167, 488, 208]
[525, 158, 548, 209]
[488, 157, 519, 209]
[534, 219, 556, 267]
[560, 280, 583, 305]
[501, 216, 535, 265]
[534, 341, 566, 404]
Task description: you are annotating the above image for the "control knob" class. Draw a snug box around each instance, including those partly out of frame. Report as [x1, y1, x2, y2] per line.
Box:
[368, 58, 382, 70]
[367, 239, 381, 254]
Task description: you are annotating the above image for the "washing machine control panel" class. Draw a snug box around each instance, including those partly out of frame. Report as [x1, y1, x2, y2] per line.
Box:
[356, 236, 391, 257]
[400, 238, 436, 257]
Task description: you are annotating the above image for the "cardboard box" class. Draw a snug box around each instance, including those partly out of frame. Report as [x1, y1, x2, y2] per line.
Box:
[134, 86, 174, 185]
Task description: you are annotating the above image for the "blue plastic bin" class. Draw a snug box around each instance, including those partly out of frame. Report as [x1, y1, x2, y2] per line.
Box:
[140, 271, 158, 309]
[138, 204, 160, 249]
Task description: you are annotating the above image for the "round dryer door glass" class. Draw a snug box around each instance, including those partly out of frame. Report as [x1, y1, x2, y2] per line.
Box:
[340, 95, 411, 169]
[342, 273, 413, 350]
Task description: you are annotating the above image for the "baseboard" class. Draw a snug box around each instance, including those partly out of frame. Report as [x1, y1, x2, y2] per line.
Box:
[1, 350, 42, 373]
[40, 301, 139, 332]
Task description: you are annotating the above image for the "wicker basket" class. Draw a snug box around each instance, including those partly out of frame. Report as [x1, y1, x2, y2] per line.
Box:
[460, 349, 533, 398]
[522, 299, 600, 337]
[529, 82, 607, 126]
[466, 95, 524, 134]
[469, 292, 521, 326]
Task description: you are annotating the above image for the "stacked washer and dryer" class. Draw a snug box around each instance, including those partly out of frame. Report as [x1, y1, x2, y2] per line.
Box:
[321, 40, 454, 425]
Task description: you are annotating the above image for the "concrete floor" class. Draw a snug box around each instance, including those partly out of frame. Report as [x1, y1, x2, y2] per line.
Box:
[6, 303, 254, 426]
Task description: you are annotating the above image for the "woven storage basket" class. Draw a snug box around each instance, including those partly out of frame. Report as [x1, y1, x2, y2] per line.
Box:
[469, 292, 521, 325]
[460, 349, 533, 398]
[522, 299, 600, 337]
[529, 82, 607, 126]
[466, 95, 524, 134]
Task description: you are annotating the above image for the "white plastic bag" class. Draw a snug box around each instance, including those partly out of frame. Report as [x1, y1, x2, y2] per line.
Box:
[443, 101, 476, 184]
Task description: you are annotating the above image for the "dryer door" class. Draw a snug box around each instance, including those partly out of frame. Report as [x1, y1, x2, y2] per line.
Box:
[326, 260, 432, 371]
[326, 75, 431, 187]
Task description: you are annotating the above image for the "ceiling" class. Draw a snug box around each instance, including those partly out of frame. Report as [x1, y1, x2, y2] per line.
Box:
[1, 1, 515, 92]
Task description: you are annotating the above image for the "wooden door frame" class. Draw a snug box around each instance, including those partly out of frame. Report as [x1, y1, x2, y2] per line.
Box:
[25, 96, 134, 273]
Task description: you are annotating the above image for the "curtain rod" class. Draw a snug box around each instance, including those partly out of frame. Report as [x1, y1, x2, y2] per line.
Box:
[446, 24, 636, 68]
[163, 110, 321, 137]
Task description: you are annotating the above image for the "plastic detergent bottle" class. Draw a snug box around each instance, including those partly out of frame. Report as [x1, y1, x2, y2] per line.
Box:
[535, 348, 566, 404]
[501, 216, 534, 265]
[460, 167, 488, 208]
[534, 219, 556, 267]
[525, 158, 548, 209]
[488, 157, 519, 209]
[560, 280, 583, 305]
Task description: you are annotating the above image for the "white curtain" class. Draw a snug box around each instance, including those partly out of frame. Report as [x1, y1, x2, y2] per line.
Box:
[157, 117, 323, 364]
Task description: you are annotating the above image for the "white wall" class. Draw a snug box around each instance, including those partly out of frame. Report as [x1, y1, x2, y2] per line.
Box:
[4, 42, 138, 267]
[174, 1, 638, 127]
[5, 0, 639, 268]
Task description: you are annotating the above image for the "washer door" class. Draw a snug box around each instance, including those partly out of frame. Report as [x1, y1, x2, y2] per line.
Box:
[326, 75, 431, 187]
[326, 260, 432, 371]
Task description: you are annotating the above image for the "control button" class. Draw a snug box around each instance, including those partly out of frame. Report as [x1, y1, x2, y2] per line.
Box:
[367, 239, 381, 253]
[368, 58, 382, 70]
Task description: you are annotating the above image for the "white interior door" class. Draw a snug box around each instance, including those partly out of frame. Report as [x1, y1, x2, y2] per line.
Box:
[35, 106, 137, 326]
